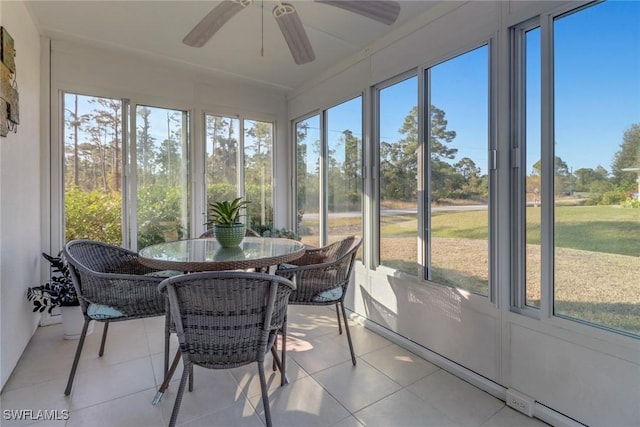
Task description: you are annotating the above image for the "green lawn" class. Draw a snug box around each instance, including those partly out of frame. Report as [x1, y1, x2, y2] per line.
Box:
[369, 204, 639, 335]
[377, 206, 639, 256]
[523, 205, 640, 256]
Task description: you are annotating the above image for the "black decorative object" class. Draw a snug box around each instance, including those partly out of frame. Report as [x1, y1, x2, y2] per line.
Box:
[27, 252, 79, 313]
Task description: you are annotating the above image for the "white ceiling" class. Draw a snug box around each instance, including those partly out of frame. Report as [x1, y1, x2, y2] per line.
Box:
[26, 0, 440, 92]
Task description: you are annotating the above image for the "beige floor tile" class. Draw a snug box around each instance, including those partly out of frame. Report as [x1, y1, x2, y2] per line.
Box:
[330, 415, 365, 427]
[79, 320, 152, 366]
[2, 323, 101, 391]
[287, 333, 355, 374]
[480, 406, 550, 427]
[312, 359, 403, 413]
[229, 352, 309, 400]
[176, 400, 263, 427]
[248, 376, 350, 427]
[408, 370, 505, 427]
[354, 388, 460, 427]
[156, 368, 246, 426]
[0, 378, 70, 427]
[66, 387, 163, 427]
[2, 309, 558, 427]
[149, 341, 183, 390]
[360, 343, 440, 386]
[286, 306, 342, 339]
[69, 356, 157, 410]
[328, 322, 393, 357]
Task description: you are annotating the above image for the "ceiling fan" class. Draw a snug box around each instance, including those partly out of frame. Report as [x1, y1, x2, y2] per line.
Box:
[183, 0, 401, 65]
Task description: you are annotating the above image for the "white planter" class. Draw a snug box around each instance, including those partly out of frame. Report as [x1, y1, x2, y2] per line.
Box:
[60, 305, 94, 340]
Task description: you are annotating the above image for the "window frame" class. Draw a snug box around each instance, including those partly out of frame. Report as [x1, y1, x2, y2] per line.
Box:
[421, 40, 497, 301]
[511, 18, 543, 317]
[372, 70, 418, 273]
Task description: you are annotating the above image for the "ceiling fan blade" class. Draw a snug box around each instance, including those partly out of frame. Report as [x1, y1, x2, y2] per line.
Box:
[183, 0, 251, 47]
[315, 0, 400, 25]
[273, 3, 315, 65]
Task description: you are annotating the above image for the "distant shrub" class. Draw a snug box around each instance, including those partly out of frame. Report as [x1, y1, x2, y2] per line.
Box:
[621, 197, 640, 208]
[65, 187, 122, 244]
[586, 189, 628, 206]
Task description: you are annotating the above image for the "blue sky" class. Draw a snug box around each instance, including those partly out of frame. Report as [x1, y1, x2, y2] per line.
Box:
[68, 1, 638, 178]
[553, 0, 639, 172]
[327, 0, 638, 176]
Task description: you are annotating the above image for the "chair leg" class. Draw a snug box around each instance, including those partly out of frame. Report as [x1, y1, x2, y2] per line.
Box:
[168, 363, 190, 427]
[271, 334, 278, 372]
[64, 317, 91, 396]
[336, 304, 343, 335]
[188, 364, 194, 392]
[164, 315, 171, 376]
[280, 318, 287, 386]
[153, 349, 182, 405]
[340, 302, 356, 366]
[257, 360, 273, 427]
[98, 321, 110, 357]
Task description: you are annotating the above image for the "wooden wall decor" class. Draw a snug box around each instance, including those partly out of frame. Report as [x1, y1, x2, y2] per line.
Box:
[0, 26, 18, 137]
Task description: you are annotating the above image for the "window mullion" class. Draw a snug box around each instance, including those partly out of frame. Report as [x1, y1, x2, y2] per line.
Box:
[539, 13, 554, 320]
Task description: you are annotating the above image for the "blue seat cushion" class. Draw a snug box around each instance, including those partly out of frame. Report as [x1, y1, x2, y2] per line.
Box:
[146, 270, 182, 278]
[312, 287, 343, 303]
[87, 303, 124, 320]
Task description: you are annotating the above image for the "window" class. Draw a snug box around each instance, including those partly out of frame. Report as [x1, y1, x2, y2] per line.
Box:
[62, 95, 191, 250]
[426, 46, 491, 295]
[244, 120, 274, 228]
[524, 27, 542, 308]
[327, 97, 363, 244]
[377, 76, 419, 274]
[134, 105, 190, 249]
[295, 96, 363, 248]
[205, 114, 240, 198]
[514, 1, 640, 335]
[295, 114, 321, 248]
[551, 1, 640, 335]
[63, 93, 124, 245]
[205, 114, 274, 230]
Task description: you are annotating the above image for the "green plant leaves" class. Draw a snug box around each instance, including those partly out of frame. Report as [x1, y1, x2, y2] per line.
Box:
[208, 197, 250, 226]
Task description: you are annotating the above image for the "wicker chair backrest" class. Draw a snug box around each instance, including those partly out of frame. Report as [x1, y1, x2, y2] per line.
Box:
[159, 271, 295, 369]
[63, 239, 165, 317]
[290, 235, 360, 266]
[276, 236, 362, 305]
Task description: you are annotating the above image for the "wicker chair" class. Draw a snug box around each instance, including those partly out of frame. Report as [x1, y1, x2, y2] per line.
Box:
[199, 227, 261, 238]
[276, 236, 362, 365]
[159, 271, 295, 427]
[62, 239, 171, 396]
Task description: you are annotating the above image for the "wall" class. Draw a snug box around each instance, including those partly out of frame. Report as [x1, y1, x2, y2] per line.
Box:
[289, 2, 639, 426]
[0, 0, 43, 389]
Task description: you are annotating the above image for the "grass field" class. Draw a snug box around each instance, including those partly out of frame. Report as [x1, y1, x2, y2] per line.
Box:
[300, 204, 640, 335]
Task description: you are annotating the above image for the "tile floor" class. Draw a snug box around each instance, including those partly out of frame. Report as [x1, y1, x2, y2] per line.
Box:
[1, 306, 549, 427]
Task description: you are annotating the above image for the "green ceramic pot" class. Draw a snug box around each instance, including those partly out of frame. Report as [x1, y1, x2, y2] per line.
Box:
[214, 223, 246, 247]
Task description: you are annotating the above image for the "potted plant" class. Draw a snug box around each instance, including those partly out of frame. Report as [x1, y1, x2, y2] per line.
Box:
[27, 252, 93, 339]
[207, 197, 251, 247]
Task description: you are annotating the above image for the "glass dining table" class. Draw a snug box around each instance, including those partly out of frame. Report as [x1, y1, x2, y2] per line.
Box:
[139, 236, 307, 273]
[139, 236, 307, 405]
